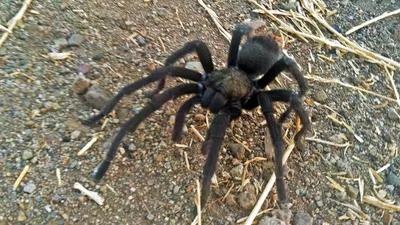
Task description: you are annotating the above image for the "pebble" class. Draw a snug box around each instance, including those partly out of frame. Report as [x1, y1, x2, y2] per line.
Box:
[272, 208, 292, 225]
[70, 130, 81, 140]
[72, 75, 90, 95]
[293, 211, 313, 225]
[238, 191, 256, 209]
[230, 164, 243, 179]
[316, 200, 323, 207]
[84, 85, 112, 110]
[185, 61, 205, 74]
[53, 38, 68, 48]
[22, 150, 34, 160]
[387, 108, 399, 121]
[229, 143, 245, 160]
[68, 34, 86, 46]
[173, 185, 180, 194]
[17, 211, 27, 222]
[44, 204, 52, 213]
[136, 36, 146, 46]
[23, 183, 36, 194]
[25, 120, 35, 127]
[335, 191, 347, 201]
[146, 214, 154, 221]
[147, 63, 156, 71]
[387, 173, 400, 187]
[346, 185, 359, 199]
[328, 133, 347, 144]
[258, 216, 285, 225]
[92, 51, 105, 61]
[65, 119, 90, 133]
[314, 90, 328, 103]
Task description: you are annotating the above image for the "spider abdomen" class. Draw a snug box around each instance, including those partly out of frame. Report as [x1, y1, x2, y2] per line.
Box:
[206, 68, 252, 100]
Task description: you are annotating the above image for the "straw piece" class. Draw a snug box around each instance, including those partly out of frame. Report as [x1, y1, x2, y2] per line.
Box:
[346, 8, 400, 35]
[13, 165, 30, 190]
[244, 142, 295, 225]
[305, 75, 398, 103]
[77, 136, 99, 156]
[363, 195, 400, 211]
[73, 182, 104, 205]
[198, 0, 231, 41]
[300, 0, 400, 69]
[0, 0, 33, 47]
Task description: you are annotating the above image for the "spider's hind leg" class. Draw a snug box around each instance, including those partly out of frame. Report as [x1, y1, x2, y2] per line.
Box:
[257, 92, 287, 202]
[227, 24, 252, 67]
[268, 90, 311, 151]
[238, 36, 282, 76]
[172, 96, 202, 142]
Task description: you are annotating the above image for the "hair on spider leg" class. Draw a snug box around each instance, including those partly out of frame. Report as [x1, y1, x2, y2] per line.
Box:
[83, 23, 311, 210]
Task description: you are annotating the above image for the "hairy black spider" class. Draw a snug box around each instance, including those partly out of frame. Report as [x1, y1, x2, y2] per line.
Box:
[83, 24, 310, 207]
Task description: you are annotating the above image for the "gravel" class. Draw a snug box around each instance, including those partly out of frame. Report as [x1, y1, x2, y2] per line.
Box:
[0, 0, 399, 224]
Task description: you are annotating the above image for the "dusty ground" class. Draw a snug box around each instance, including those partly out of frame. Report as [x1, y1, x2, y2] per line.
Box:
[0, 0, 399, 224]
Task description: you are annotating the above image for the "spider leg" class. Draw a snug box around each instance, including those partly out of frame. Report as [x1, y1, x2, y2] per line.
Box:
[257, 92, 286, 202]
[146, 40, 214, 98]
[227, 24, 252, 67]
[257, 56, 308, 93]
[92, 83, 201, 181]
[83, 67, 203, 125]
[267, 90, 311, 151]
[172, 95, 202, 142]
[200, 108, 230, 208]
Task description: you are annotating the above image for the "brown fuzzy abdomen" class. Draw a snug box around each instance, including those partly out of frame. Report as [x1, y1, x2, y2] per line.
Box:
[206, 68, 253, 100]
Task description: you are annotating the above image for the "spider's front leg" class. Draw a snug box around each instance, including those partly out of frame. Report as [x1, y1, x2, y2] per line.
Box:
[82, 67, 203, 125]
[146, 40, 214, 98]
[200, 108, 230, 208]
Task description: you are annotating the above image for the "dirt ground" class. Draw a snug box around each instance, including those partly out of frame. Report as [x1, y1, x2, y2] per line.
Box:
[0, 0, 399, 224]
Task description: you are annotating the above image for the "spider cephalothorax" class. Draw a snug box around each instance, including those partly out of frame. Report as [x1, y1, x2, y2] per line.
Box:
[83, 24, 310, 208]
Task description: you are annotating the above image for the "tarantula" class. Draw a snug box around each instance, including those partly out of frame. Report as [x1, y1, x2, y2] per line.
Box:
[83, 24, 310, 207]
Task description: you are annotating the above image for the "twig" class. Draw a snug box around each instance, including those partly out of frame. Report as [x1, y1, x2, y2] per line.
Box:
[77, 136, 99, 156]
[56, 168, 62, 186]
[0, 0, 33, 47]
[184, 151, 190, 170]
[363, 195, 400, 211]
[305, 137, 350, 148]
[198, 0, 231, 41]
[300, 0, 400, 69]
[0, 24, 11, 33]
[158, 37, 166, 53]
[384, 67, 400, 107]
[73, 182, 104, 205]
[330, 198, 370, 220]
[326, 176, 345, 192]
[244, 142, 295, 225]
[13, 165, 30, 190]
[305, 75, 398, 103]
[175, 8, 185, 31]
[194, 179, 202, 225]
[346, 8, 400, 35]
[376, 163, 390, 174]
[190, 125, 205, 141]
